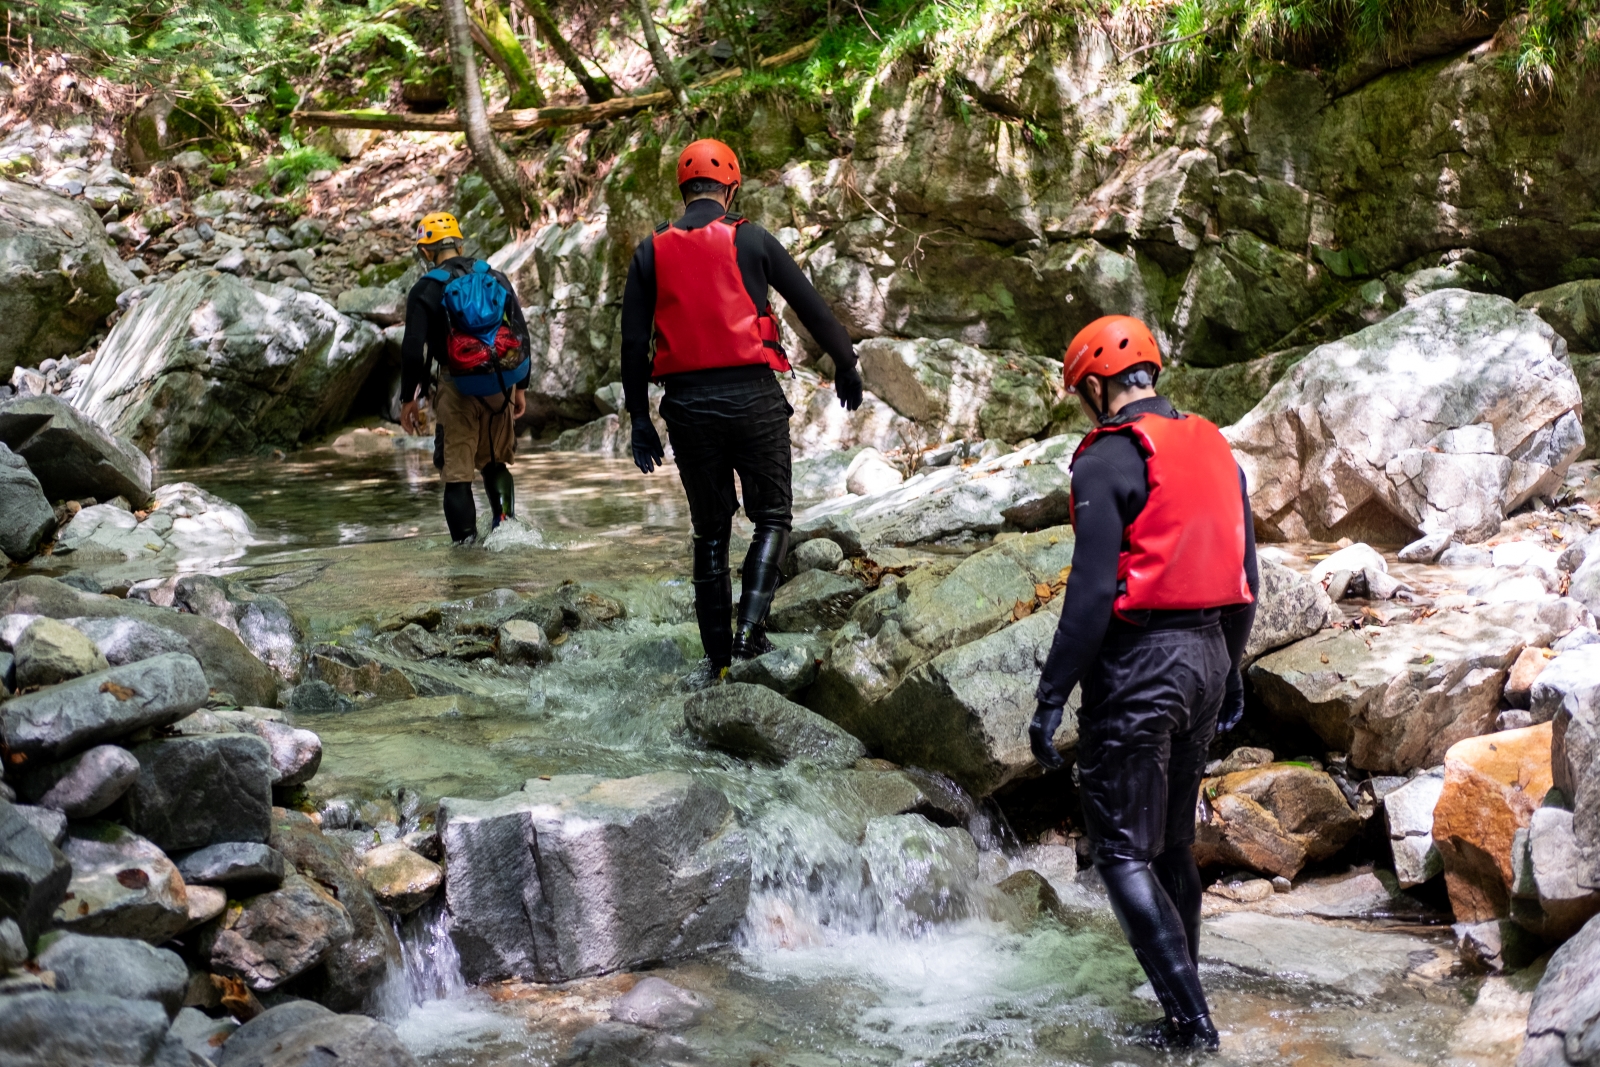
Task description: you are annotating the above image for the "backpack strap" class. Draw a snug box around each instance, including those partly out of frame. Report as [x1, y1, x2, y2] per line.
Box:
[423, 268, 452, 283]
[723, 212, 745, 225]
[472, 260, 490, 275]
[654, 221, 671, 234]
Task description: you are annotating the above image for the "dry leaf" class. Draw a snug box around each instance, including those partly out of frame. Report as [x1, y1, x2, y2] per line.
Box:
[100, 681, 136, 701]
[1034, 583, 1052, 599]
[1319, 653, 1330, 664]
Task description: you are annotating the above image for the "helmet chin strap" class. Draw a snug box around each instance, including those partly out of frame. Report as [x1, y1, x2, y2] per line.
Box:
[1082, 375, 1109, 424]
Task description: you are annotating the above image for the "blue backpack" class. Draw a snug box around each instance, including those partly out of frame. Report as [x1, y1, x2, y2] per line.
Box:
[425, 260, 529, 397]
[427, 259, 508, 349]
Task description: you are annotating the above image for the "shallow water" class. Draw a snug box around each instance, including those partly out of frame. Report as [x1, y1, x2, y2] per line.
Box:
[40, 444, 1500, 1067]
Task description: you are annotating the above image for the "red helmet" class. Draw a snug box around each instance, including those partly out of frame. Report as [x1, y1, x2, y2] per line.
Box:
[1063, 315, 1162, 391]
[677, 138, 741, 189]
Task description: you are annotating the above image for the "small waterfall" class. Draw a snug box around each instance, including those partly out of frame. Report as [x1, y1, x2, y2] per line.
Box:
[378, 898, 466, 1019]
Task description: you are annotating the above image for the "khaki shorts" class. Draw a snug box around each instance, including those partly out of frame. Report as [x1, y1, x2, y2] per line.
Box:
[434, 376, 516, 483]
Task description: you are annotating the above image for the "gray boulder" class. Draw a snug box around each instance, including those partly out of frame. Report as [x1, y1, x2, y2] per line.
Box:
[169, 1007, 237, 1064]
[10, 804, 66, 847]
[0, 991, 191, 1067]
[1520, 280, 1600, 354]
[0, 179, 138, 379]
[200, 873, 355, 991]
[855, 336, 1060, 444]
[793, 536, 845, 572]
[68, 615, 192, 666]
[0, 652, 208, 760]
[216, 1000, 418, 1067]
[333, 286, 405, 326]
[1383, 770, 1444, 888]
[1245, 558, 1336, 663]
[121, 733, 274, 852]
[684, 683, 866, 768]
[1543, 646, 1600, 891]
[768, 569, 869, 632]
[16, 743, 140, 817]
[0, 798, 71, 947]
[37, 931, 188, 1017]
[0, 442, 55, 562]
[440, 772, 751, 983]
[1226, 290, 1584, 543]
[55, 821, 189, 943]
[174, 842, 286, 888]
[0, 393, 153, 505]
[1512, 807, 1600, 941]
[73, 270, 384, 467]
[12, 616, 108, 688]
[206, 712, 322, 788]
[609, 976, 711, 1030]
[724, 642, 820, 696]
[1518, 912, 1600, 1067]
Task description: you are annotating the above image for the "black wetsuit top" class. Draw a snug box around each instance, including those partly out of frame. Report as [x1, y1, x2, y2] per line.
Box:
[400, 256, 532, 402]
[1035, 396, 1260, 709]
[619, 198, 857, 418]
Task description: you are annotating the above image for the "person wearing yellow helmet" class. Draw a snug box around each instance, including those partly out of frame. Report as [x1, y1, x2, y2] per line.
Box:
[400, 211, 532, 545]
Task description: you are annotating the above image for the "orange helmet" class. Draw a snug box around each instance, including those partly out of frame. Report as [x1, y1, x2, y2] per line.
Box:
[1063, 315, 1162, 391]
[676, 139, 741, 189]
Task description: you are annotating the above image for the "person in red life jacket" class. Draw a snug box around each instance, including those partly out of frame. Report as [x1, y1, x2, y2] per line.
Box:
[1030, 315, 1258, 1052]
[398, 212, 532, 546]
[620, 139, 864, 678]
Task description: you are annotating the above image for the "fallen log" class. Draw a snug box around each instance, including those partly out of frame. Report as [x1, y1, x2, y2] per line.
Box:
[293, 38, 818, 134]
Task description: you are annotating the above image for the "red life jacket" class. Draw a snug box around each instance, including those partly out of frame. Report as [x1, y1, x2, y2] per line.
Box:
[650, 214, 791, 378]
[1070, 410, 1254, 617]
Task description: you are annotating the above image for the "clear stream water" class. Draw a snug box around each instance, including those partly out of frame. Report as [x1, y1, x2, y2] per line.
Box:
[34, 442, 1494, 1067]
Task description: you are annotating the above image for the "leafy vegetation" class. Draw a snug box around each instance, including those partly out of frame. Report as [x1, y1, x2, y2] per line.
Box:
[263, 143, 339, 190]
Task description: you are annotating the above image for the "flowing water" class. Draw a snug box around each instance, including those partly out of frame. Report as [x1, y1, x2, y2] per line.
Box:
[34, 442, 1505, 1067]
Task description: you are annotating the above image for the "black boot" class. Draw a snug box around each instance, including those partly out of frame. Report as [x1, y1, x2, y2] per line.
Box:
[1141, 1014, 1220, 1052]
[1097, 858, 1215, 1050]
[732, 524, 789, 659]
[482, 462, 514, 528]
[443, 482, 477, 545]
[692, 533, 733, 671]
[433, 423, 445, 470]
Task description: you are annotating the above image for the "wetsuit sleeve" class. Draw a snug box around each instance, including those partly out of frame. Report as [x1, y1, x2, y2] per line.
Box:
[620, 236, 656, 417]
[1034, 444, 1146, 708]
[400, 280, 434, 403]
[1220, 466, 1260, 670]
[755, 228, 857, 371]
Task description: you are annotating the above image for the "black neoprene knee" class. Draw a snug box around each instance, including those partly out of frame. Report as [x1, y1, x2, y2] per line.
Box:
[1096, 858, 1212, 1026]
[443, 482, 477, 543]
[1152, 846, 1204, 967]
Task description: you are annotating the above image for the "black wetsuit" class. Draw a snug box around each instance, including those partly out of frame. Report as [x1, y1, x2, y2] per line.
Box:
[1037, 395, 1258, 1037]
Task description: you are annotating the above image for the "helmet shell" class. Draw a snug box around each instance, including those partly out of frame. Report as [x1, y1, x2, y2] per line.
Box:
[416, 212, 464, 245]
[676, 139, 741, 189]
[1063, 315, 1163, 391]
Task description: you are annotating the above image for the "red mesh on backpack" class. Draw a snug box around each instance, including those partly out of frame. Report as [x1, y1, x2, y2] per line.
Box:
[445, 326, 522, 377]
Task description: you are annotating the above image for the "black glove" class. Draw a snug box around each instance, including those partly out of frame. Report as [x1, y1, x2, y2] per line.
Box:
[630, 414, 664, 475]
[834, 360, 864, 411]
[1218, 667, 1246, 734]
[1030, 701, 1066, 770]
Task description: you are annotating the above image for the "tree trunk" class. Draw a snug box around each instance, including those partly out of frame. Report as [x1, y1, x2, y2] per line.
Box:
[632, 0, 688, 106]
[525, 0, 614, 103]
[442, 0, 532, 232]
[472, 0, 545, 108]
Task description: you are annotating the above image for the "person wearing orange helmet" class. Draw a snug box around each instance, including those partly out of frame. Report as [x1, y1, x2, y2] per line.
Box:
[619, 138, 864, 679]
[1031, 315, 1258, 1052]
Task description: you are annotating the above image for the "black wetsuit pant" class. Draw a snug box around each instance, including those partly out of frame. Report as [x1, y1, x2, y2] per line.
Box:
[1078, 616, 1228, 1026]
[659, 375, 793, 666]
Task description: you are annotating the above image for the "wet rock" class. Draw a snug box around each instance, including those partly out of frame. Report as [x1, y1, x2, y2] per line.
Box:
[13, 616, 108, 687]
[67, 615, 192, 666]
[16, 743, 140, 818]
[201, 873, 354, 991]
[333, 286, 405, 326]
[0, 798, 72, 947]
[1383, 770, 1444, 887]
[0, 393, 152, 505]
[284, 679, 344, 716]
[37, 931, 187, 1017]
[994, 868, 1067, 927]
[1455, 917, 1544, 973]
[267, 809, 401, 1012]
[1311, 542, 1407, 600]
[1244, 558, 1336, 663]
[1511, 807, 1600, 941]
[1248, 610, 1526, 773]
[1519, 912, 1600, 1067]
[440, 772, 751, 983]
[212, 713, 321, 788]
[845, 447, 904, 496]
[0, 179, 138, 379]
[609, 976, 711, 1030]
[174, 842, 286, 889]
[1544, 646, 1600, 893]
[0, 442, 54, 562]
[121, 733, 273, 852]
[497, 619, 553, 666]
[684, 683, 866, 769]
[55, 821, 189, 943]
[1226, 290, 1583, 543]
[1507, 647, 1558, 710]
[74, 271, 384, 467]
[1398, 530, 1453, 563]
[186, 884, 227, 931]
[357, 841, 441, 915]
[793, 537, 845, 573]
[170, 1006, 237, 1062]
[215, 998, 418, 1067]
[1432, 723, 1554, 923]
[1200, 912, 1423, 996]
[0, 991, 190, 1066]
[861, 814, 980, 929]
[1194, 764, 1365, 880]
[724, 642, 819, 696]
[0, 651, 208, 761]
[558, 1020, 679, 1067]
[768, 569, 868, 632]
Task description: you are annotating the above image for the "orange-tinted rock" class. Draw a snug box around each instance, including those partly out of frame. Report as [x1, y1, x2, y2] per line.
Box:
[1504, 647, 1556, 709]
[1432, 722, 1554, 923]
[1194, 764, 1364, 879]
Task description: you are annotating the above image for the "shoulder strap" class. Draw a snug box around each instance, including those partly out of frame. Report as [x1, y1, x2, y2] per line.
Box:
[723, 212, 745, 225]
[472, 259, 490, 275]
[654, 221, 671, 234]
[423, 268, 451, 283]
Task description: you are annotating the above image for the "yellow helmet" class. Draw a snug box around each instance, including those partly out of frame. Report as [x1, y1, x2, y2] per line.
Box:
[416, 212, 464, 245]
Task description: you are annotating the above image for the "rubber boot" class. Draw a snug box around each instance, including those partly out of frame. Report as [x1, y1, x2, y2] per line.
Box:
[732, 524, 789, 660]
[1097, 858, 1215, 1048]
[482, 462, 515, 528]
[443, 482, 477, 545]
[433, 424, 445, 471]
[1152, 846, 1204, 967]
[692, 534, 733, 670]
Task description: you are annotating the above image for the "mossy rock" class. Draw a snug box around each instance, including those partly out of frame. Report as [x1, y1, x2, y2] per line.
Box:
[1162, 348, 1311, 429]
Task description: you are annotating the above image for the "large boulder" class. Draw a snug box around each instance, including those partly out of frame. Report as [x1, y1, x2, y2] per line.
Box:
[357, 841, 441, 915]
[1520, 280, 1600, 354]
[1194, 763, 1365, 879]
[684, 683, 866, 768]
[15, 743, 141, 818]
[440, 772, 751, 983]
[37, 931, 188, 1018]
[0, 798, 72, 948]
[860, 814, 982, 932]
[1541, 645, 1600, 892]
[1244, 558, 1336, 663]
[1384, 770, 1445, 887]
[55, 821, 190, 943]
[0, 179, 137, 379]
[0, 442, 55, 562]
[0, 394, 153, 506]
[855, 336, 1060, 443]
[768, 569, 869, 632]
[1225, 290, 1584, 543]
[216, 999, 418, 1067]
[0, 991, 191, 1067]
[0, 652, 209, 761]
[12, 616, 107, 688]
[1518, 912, 1600, 1067]
[200, 873, 355, 991]
[120, 733, 274, 852]
[73, 271, 384, 466]
[1511, 807, 1600, 942]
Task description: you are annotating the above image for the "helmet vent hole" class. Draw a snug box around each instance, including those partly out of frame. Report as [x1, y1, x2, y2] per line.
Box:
[1119, 338, 1129, 348]
[1094, 347, 1103, 358]
[712, 159, 720, 167]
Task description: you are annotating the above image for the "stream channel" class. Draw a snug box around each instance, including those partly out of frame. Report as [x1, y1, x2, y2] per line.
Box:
[45, 442, 1496, 1067]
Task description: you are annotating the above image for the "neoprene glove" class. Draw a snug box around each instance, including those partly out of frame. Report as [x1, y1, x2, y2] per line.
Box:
[1030, 701, 1067, 770]
[631, 414, 665, 475]
[1218, 667, 1246, 733]
[834, 360, 864, 411]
